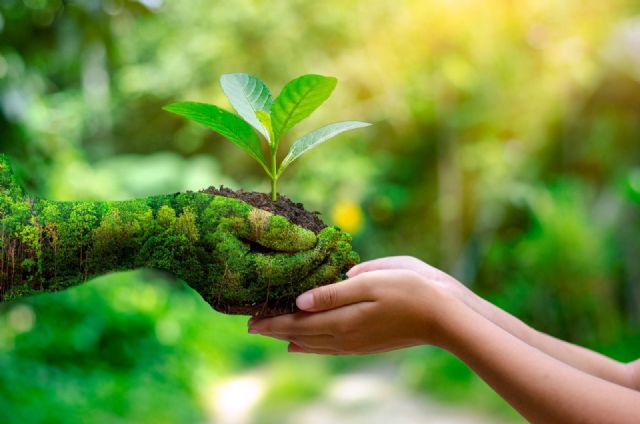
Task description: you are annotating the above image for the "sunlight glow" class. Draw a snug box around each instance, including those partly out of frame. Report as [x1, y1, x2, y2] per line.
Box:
[210, 375, 265, 424]
[327, 374, 391, 404]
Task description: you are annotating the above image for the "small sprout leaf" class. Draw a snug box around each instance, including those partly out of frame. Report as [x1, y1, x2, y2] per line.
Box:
[163, 101, 270, 174]
[271, 74, 337, 142]
[256, 111, 275, 149]
[164, 73, 371, 200]
[279, 121, 371, 173]
[220, 73, 273, 141]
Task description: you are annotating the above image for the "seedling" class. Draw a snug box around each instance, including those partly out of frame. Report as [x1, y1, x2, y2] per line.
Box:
[164, 73, 371, 200]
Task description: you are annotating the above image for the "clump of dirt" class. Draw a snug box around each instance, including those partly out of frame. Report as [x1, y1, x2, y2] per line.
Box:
[201, 186, 327, 234]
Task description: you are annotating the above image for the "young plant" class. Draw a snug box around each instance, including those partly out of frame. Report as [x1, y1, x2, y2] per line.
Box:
[163, 73, 371, 200]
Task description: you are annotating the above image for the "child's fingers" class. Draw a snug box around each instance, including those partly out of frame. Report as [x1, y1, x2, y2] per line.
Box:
[287, 343, 305, 353]
[249, 310, 335, 336]
[296, 277, 374, 312]
[287, 342, 339, 355]
[346, 256, 412, 277]
[287, 334, 335, 350]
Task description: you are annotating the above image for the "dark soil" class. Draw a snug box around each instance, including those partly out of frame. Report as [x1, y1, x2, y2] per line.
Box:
[201, 186, 326, 234]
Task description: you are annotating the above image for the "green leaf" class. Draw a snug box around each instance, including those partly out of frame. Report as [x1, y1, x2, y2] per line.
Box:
[271, 74, 337, 142]
[163, 101, 270, 174]
[220, 73, 273, 141]
[255, 111, 275, 149]
[279, 121, 371, 173]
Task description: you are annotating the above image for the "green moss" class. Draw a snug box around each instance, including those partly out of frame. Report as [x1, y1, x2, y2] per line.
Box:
[0, 155, 358, 315]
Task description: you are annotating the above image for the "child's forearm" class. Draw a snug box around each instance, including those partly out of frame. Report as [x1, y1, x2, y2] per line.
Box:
[442, 303, 640, 424]
[346, 257, 635, 388]
[468, 294, 634, 389]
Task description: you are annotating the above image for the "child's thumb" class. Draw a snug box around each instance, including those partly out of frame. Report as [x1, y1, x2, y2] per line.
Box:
[296, 278, 369, 312]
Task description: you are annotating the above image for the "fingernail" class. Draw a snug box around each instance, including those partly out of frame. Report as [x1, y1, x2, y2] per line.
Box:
[346, 265, 358, 278]
[296, 292, 314, 310]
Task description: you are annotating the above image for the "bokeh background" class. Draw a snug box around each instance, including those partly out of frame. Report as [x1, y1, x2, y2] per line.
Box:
[2, 0, 640, 422]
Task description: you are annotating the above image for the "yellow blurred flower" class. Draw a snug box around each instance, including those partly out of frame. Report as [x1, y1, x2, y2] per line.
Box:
[331, 199, 364, 234]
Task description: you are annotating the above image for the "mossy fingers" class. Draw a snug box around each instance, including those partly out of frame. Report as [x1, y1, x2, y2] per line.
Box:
[206, 196, 316, 252]
[246, 209, 316, 252]
[296, 238, 359, 293]
[248, 225, 343, 287]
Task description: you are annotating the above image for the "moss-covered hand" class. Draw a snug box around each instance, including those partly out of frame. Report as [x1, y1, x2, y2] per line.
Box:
[0, 155, 358, 316]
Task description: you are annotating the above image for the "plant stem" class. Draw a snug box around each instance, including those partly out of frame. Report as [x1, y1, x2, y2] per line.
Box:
[270, 150, 278, 201]
[271, 178, 277, 201]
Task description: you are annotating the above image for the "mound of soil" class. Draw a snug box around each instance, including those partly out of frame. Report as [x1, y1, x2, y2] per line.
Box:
[201, 186, 326, 234]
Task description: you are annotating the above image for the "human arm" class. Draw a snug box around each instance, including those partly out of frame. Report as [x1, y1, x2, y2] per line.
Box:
[248, 268, 640, 423]
[443, 299, 640, 423]
[346, 256, 636, 389]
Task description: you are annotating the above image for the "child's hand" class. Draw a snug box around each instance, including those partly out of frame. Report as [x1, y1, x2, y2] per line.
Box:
[348, 256, 479, 312]
[247, 269, 463, 354]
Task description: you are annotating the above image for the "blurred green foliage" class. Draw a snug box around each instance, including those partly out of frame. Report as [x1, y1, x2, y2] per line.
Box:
[1, 0, 640, 422]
